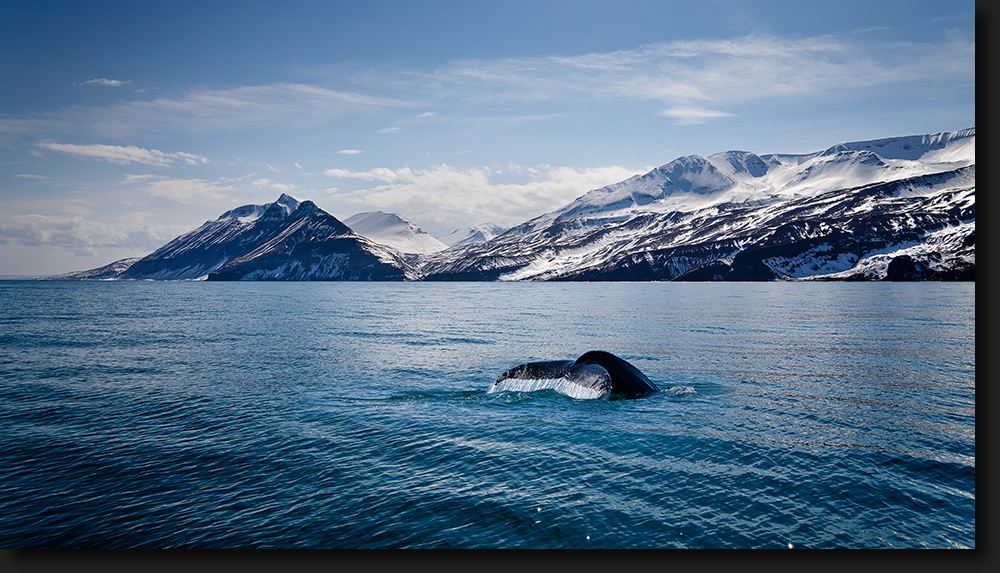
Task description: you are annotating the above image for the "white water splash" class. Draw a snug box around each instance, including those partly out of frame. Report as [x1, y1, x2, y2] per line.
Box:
[487, 377, 608, 400]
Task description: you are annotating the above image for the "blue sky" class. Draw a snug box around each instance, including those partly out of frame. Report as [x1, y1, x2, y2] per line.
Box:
[0, 0, 976, 275]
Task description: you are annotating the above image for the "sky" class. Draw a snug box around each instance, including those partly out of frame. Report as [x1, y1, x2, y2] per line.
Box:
[0, 0, 976, 276]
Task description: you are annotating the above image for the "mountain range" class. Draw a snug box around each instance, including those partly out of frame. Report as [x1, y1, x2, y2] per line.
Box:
[420, 128, 975, 281]
[52, 128, 974, 281]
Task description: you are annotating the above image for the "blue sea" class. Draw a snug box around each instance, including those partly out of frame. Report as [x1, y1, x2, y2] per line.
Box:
[0, 281, 975, 549]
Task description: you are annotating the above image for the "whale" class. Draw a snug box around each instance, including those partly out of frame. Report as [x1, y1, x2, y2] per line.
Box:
[488, 351, 661, 400]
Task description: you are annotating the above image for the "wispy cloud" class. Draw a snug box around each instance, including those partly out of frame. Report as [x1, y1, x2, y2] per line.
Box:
[5, 83, 413, 141]
[124, 173, 160, 182]
[252, 178, 296, 193]
[18, 33, 973, 141]
[395, 34, 975, 124]
[85, 83, 413, 136]
[659, 106, 735, 125]
[324, 166, 412, 183]
[37, 143, 209, 167]
[80, 78, 132, 87]
[135, 176, 235, 203]
[326, 163, 645, 232]
[336, 149, 363, 155]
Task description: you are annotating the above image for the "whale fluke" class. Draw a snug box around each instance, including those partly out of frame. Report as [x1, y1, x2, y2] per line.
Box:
[488, 351, 660, 400]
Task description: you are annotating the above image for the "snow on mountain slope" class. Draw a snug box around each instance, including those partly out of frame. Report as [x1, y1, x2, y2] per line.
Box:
[218, 192, 301, 223]
[344, 211, 448, 254]
[46, 257, 143, 280]
[438, 223, 511, 247]
[420, 129, 975, 282]
[206, 205, 416, 281]
[520, 128, 975, 234]
[821, 127, 976, 161]
[52, 129, 974, 283]
[115, 194, 317, 279]
[60, 194, 416, 281]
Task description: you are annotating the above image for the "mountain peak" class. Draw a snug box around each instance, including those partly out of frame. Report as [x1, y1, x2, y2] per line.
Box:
[346, 211, 404, 227]
[275, 193, 303, 214]
[218, 194, 305, 222]
[714, 150, 769, 177]
[344, 211, 447, 254]
[64, 191, 410, 281]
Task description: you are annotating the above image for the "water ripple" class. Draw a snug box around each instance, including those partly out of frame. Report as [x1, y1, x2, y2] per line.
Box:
[0, 281, 975, 548]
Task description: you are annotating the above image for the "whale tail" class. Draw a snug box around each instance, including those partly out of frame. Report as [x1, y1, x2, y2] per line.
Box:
[488, 351, 660, 400]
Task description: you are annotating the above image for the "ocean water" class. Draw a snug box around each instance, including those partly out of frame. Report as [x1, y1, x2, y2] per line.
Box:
[0, 281, 975, 549]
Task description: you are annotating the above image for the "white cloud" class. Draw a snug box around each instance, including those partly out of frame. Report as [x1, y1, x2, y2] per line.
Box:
[139, 177, 235, 203]
[397, 34, 975, 124]
[326, 163, 645, 233]
[0, 213, 178, 255]
[337, 149, 364, 155]
[87, 83, 412, 135]
[659, 106, 736, 125]
[81, 78, 132, 87]
[123, 173, 160, 182]
[37, 143, 209, 167]
[2, 83, 412, 141]
[324, 166, 413, 183]
[252, 178, 296, 192]
[17, 33, 972, 142]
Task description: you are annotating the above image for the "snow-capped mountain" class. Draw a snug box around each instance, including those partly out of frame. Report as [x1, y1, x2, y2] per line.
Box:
[344, 211, 448, 255]
[438, 223, 511, 248]
[419, 129, 974, 281]
[52, 130, 974, 283]
[59, 194, 416, 280]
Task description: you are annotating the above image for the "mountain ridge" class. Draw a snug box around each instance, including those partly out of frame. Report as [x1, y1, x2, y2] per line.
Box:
[50, 128, 974, 282]
[419, 128, 974, 282]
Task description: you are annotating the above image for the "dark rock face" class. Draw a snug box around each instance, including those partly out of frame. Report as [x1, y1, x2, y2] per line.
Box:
[884, 255, 926, 281]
